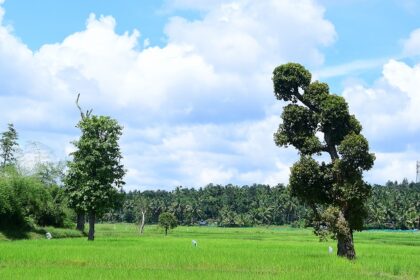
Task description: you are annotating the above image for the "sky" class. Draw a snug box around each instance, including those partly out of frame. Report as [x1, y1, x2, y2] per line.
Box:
[0, 0, 420, 190]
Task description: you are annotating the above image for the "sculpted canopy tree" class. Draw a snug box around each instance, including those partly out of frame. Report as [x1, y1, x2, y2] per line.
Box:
[272, 63, 375, 259]
[0, 123, 19, 168]
[65, 111, 125, 241]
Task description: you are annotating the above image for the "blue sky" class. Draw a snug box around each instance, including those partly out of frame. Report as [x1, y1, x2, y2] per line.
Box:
[0, 0, 420, 190]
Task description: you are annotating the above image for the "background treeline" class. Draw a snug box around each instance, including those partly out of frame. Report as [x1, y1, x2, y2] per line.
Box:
[102, 182, 420, 230]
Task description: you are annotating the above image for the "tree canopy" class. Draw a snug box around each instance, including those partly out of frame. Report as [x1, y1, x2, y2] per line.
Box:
[158, 212, 178, 235]
[272, 62, 375, 259]
[65, 114, 125, 241]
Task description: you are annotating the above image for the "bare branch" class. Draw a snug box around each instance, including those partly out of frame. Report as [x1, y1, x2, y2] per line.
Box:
[75, 93, 93, 119]
[75, 93, 85, 119]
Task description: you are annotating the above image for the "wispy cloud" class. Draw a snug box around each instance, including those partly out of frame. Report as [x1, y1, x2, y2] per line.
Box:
[314, 57, 390, 79]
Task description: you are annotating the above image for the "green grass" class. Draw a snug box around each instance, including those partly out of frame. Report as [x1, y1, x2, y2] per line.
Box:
[0, 224, 419, 279]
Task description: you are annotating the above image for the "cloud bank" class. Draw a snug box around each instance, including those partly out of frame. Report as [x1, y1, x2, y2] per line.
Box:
[1, 0, 419, 189]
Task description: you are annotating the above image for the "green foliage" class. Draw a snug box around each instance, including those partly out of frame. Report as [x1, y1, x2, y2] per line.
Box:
[102, 184, 308, 227]
[274, 105, 321, 155]
[272, 62, 375, 258]
[0, 166, 72, 230]
[366, 182, 420, 230]
[289, 157, 331, 205]
[337, 133, 375, 172]
[64, 115, 125, 216]
[158, 212, 178, 235]
[0, 123, 19, 167]
[273, 63, 311, 102]
[102, 182, 419, 231]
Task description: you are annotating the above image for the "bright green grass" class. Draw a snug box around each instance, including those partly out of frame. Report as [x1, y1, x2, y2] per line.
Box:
[0, 224, 419, 279]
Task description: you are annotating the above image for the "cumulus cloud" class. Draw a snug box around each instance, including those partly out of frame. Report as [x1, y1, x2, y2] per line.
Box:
[344, 60, 420, 137]
[403, 28, 420, 57]
[0, 0, 337, 189]
[343, 59, 420, 183]
[165, 0, 336, 71]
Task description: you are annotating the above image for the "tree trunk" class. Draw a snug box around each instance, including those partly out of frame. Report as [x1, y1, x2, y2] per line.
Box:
[139, 210, 146, 235]
[88, 212, 95, 241]
[76, 212, 85, 232]
[165, 227, 168, 236]
[337, 230, 356, 260]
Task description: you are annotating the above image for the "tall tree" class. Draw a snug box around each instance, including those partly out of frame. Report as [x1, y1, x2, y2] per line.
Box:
[65, 97, 125, 241]
[65, 95, 93, 232]
[272, 63, 375, 259]
[0, 123, 18, 168]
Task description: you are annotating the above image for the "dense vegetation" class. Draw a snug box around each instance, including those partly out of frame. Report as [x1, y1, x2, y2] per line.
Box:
[102, 182, 420, 230]
[0, 124, 73, 232]
[0, 165, 73, 231]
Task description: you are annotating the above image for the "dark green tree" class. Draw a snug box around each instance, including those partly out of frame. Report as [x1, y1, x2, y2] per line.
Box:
[65, 99, 125, 241]
[272, 63, 375, 259]
[158, 212, 178, 236]
[0, 124, 19, 167]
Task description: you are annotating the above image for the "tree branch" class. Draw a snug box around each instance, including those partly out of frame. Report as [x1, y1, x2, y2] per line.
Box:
[293, 88, 319, 113]
[75, 93, 93, 119]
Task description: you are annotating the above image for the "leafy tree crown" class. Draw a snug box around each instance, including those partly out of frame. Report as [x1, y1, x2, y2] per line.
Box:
[64, 115, 125, 215]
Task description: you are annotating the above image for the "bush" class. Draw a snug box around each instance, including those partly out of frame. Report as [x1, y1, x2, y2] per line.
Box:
[0, 167, 72, 230]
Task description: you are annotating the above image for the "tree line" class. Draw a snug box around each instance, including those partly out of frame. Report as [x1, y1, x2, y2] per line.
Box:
[101, 182, 420, 230]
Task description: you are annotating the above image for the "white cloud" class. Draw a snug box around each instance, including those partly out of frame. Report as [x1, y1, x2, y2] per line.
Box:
[165, 0, 336, 71]
[3, 0, 416, 188]
[366, 151, 419, 184]
[314, 57, 388, 79]
[344, 60, 420, 137]
[343, 59, 420, 183]
[121, 116, 298, 189]
[403, 28, 420, 57]
[0, 0, 336, 189]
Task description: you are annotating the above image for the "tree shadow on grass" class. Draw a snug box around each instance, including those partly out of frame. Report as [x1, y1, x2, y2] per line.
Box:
[1, 226, 86, 240]
[0, 228, 31, 240]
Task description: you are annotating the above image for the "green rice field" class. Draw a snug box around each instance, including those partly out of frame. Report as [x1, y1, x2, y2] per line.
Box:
[0, 224, 419, 279]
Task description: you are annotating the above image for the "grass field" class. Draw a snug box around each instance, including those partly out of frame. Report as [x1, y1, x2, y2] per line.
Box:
[0, 224, 419, 279]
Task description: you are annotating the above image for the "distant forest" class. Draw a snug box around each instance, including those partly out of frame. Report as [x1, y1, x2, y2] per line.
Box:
[103, 181, 420, 230]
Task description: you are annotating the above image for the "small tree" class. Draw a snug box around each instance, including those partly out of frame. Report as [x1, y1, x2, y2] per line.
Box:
[65, 96, 125, 241]
[0, 123, 18, 168]
[272, 63, 375, 259]
[158, 212, 178, 236]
